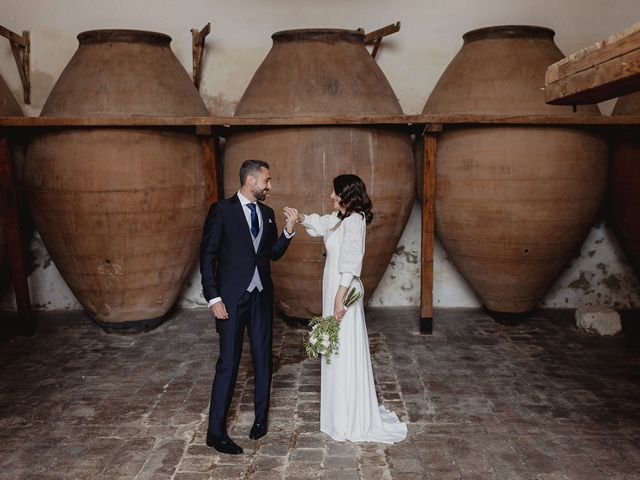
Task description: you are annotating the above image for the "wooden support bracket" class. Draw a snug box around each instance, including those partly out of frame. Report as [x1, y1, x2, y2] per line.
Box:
[0, 26, 30, 104]
[361, 22, 400, 58]
[191, 22, 211, 90]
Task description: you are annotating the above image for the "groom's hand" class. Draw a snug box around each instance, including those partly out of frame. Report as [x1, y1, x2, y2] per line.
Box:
[211, 301, 229, 320]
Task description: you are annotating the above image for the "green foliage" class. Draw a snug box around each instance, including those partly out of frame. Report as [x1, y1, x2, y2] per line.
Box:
[304, 286, 362, 364]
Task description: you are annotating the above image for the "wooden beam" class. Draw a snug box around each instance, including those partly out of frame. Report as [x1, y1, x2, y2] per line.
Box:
[1, 113, 640, 128]
[546, 49, 640, 105]
[420, 127, 439, 335]
[199, 131, 220, 205]
[546, 22, 640, 104]
[0, 134, 35, 335]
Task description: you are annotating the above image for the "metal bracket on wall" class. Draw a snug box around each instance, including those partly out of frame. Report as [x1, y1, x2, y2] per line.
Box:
[191, 22, 211, 90]
[0, 26, 30, 104]
[360, 21, 401, 59]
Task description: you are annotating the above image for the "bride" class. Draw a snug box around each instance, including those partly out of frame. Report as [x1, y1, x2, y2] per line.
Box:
[294, 174, 407, 443]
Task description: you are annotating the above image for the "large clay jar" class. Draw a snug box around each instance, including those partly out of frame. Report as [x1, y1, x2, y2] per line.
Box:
[423, 26, 607, 314]
[0, 73, 24, 292]
[25, 30, 211, 330]
[224, 29, 415, 318]
[610, 92, 640, 273]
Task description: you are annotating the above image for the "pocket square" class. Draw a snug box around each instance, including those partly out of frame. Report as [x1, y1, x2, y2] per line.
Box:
[268, 218, 273, 224]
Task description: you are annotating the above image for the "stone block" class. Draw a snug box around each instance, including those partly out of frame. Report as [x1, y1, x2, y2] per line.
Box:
[575, 307, 622, 336]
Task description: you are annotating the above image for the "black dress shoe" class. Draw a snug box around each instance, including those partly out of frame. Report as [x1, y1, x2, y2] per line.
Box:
[249, 418, 268, 440]
[206, 432, 243, 454]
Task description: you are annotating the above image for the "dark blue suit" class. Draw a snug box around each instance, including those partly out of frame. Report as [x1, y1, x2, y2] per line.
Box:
[200, 193, 291, 436]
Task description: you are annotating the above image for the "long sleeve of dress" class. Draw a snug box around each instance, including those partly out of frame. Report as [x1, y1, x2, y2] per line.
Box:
[338, 214, 365, 287]
[301, 212, 335, 238]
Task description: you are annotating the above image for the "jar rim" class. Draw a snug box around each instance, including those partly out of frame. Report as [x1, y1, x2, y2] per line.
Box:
[77, 29, 172, 45]
[272, 28, 364, 43]
[463, 25, 555, 43]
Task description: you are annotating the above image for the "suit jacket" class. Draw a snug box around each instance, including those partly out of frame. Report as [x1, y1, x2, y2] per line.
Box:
[199, 193, 292, 306]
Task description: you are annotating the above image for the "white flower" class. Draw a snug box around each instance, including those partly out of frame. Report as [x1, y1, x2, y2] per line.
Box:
[321, 334, 329, 342]
[322, 340, 330, 348]
[309, 336, 317, 345]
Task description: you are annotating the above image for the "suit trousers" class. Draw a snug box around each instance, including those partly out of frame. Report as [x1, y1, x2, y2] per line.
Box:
[208, 289, 273, 436]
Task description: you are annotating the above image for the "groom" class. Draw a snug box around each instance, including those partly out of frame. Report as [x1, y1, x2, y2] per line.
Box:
[200, 159, 297, 455]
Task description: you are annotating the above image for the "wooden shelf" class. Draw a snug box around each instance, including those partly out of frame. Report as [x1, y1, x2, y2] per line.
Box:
[1, 113, 640, 128]
[546, 22, 640, 105]
[2, 110, 638, 336]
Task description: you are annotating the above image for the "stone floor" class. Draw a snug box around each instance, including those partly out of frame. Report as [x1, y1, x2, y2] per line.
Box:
[0, 307, 639, 480]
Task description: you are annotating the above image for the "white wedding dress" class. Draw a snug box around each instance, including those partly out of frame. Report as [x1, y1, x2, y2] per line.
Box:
[302, 211, 407, 443]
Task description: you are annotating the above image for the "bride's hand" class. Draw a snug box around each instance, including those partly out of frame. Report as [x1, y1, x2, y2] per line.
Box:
[334, 286, 348, 321]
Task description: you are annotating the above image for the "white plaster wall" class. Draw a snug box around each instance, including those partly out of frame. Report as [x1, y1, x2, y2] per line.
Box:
[1, 0, 639, 312]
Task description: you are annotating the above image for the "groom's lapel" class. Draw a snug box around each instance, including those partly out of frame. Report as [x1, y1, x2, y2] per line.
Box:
[231, 194, 254, 250]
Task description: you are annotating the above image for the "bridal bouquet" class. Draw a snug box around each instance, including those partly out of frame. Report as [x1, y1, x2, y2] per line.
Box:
[305, 285, 362, 364]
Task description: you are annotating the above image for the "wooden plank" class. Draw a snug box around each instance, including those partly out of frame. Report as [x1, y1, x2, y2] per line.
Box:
[0, 134, 35, 335]
[0, 114, 416, 126]
[547, 22, 640, 83]
[420, 130, 438, 335]
[546, 48, 640, 104]
[546, 22, 640, 104]
[1, 114, 640, 127]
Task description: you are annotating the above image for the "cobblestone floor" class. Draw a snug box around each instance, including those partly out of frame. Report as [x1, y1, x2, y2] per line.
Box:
[0, 307, 639, 480]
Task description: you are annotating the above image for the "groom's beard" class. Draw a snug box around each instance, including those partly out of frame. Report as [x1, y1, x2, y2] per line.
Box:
[252, 187, 268, 201]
